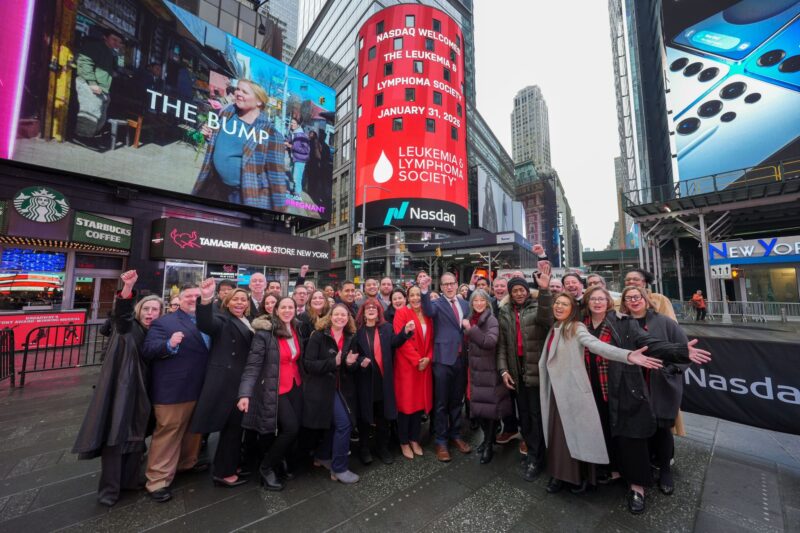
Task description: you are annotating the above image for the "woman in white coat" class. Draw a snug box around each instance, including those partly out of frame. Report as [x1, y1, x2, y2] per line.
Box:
[539, 292, 662, 494]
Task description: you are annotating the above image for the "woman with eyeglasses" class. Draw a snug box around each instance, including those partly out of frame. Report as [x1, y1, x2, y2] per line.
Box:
[167, 296, 180, 313]
[352, 298, 405, 465]
[622, 269, 677, 322]
[539, 293, 661, 499]
[619, 286, 690, 497]
[581, 285, 711, 514]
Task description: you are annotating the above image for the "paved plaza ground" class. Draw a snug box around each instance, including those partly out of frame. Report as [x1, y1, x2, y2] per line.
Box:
[0, 365, 797, 533]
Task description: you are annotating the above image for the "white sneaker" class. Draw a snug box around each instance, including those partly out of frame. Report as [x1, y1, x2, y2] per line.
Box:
[330, 470, 360, 484]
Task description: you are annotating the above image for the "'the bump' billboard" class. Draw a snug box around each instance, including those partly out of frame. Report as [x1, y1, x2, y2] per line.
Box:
[354, 5, 469, 234]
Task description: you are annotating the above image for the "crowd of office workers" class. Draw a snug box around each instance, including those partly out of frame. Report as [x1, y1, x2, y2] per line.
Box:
[73, 245, 710, 515]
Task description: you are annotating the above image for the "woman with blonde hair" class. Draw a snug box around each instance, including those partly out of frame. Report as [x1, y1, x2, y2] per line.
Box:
[193, 78, 288, 210]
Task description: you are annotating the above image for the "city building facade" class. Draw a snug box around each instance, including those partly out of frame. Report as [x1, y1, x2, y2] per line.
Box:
[510, 85, 551, 170]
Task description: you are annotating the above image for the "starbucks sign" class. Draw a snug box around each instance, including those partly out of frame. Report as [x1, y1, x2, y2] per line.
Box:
[13, 187, 70, 223]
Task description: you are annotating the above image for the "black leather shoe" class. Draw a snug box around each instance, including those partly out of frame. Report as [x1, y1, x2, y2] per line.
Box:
[480, 444, 494, 464]
[659, 469, 674, 496]
[359, 447, 373, 465]
[276, 459, 295, 481]
[377, 447, 394, 465]
[213, 476, 248, 488]
[191, 460, 210, 473]
[627, 490, 645, 514]
[260, 468, 286, 491]
[476, 441, 487, 454]
[522, 461, 543, 482]
[97, 496, 117, 507]
[545, 477, 563, 493]
[570, 479, 590, 494]
[149, 488, 172, 503]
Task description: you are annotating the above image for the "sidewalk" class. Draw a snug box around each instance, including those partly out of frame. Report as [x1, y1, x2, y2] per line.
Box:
[0, 368, 797, 532]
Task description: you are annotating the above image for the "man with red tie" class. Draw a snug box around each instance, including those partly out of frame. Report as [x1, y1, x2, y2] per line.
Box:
[419, 272, 471, 462]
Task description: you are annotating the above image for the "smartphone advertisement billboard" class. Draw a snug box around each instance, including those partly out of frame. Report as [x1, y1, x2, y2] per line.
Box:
[2, 0, 334, 222]
[662, 1, 800, 190]
[354, 5, 469, 234]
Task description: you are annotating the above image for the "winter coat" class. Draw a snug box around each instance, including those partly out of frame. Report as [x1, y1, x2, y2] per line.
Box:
[190, 301, 254, 434]
[393, 306, 434, 414]
[289, 128, 310, 162]
[352, 322, 403, 423]
[600, 312, 691, 438]
[237, 315, 284, 435]
[73, 295, 151, 459]
[296, 311, 315, 350]
[302, 328, 358, 429]
[466, 311, 511, 420]
[641, 310, 689, 422]
[539, 323, 632, 464]
[496, 290, 553, 388]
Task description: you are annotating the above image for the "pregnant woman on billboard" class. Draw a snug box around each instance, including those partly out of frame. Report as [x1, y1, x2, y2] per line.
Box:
[192, 79, 289, 211]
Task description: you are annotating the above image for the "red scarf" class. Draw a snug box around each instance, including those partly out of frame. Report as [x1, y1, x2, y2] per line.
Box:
[583, 316, 612, 402]
[372, 327, 383, 375]
[514, 306, 523, 357]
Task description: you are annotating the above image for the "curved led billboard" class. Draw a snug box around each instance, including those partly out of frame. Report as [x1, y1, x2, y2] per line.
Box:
[662, 1, 800, 191]
[354, 5, 468, 233]
[2, 0, 334, 222]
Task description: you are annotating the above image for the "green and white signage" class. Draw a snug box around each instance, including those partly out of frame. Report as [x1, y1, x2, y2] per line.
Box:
[13, 186, 70, 223]
[72, 212, 132, 249]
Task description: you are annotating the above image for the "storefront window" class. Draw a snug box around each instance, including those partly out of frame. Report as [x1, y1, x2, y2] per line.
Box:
[163, 261, 205, 301]
[0, 248, 66, 311]
[745, 267, 799, 303]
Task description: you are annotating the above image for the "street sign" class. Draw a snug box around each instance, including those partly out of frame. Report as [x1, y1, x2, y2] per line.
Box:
[710, 264, 732, 280]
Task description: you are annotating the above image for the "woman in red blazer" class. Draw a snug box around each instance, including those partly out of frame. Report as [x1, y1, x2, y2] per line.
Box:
[393, 285, 434, 460]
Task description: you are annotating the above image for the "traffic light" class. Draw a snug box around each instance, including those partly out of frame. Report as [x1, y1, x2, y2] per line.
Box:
[353, 244, 363, 257]
[399, 243, 407, 252]
[435, 246, 442, 257]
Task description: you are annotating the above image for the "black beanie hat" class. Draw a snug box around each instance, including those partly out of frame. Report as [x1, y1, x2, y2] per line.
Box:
[507, 277, 529, 293]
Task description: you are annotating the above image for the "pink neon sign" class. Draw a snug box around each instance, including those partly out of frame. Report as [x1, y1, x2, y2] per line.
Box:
[0, 0, 35, 159]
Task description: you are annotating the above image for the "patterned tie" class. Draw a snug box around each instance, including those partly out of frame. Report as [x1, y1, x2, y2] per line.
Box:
[450, 298, 460, 322]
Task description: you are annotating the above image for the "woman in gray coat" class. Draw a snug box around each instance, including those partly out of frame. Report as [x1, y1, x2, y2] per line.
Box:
[539, 293, 661, 495]
[463, 289, 510, 464]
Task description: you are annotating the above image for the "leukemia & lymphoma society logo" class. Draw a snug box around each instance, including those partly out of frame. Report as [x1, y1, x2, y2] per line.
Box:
[13, 187, 70, 223]
[170, 228, 201, 249]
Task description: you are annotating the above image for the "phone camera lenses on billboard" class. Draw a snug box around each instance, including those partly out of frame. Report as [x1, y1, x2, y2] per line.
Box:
[720, 81, 747, 100]
[720, 112, 737, 123]
[697, 100, 723, 118]
[744, 92, 762, 104]
[757, 49, 785, 67]
[683, 62, 704, 77]
[698, 67, 719, 82]
[677, 117, 701, 135]
[670, 57, 689, 71]
[779, 55, 800, 73]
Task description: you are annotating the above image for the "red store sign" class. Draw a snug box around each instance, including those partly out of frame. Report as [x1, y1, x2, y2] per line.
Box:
[355, 5, 469, 234]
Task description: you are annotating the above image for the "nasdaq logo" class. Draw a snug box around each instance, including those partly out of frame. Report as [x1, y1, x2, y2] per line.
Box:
[384, 201, 409, 226]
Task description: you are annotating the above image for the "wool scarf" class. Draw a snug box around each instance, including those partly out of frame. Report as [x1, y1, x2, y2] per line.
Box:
[583, 316, 612, 402]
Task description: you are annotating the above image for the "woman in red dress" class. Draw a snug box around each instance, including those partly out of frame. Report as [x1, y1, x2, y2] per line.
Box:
[393, 285, 434, 460]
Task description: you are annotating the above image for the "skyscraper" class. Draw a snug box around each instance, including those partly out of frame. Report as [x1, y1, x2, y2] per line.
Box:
[510, 85, 551, 170]
[259, 0, 300, 63]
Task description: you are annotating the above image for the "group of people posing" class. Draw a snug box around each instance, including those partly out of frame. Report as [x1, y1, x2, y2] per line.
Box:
[73, 250, 710, 516]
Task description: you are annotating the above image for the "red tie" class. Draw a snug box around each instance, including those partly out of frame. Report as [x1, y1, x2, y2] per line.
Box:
[450, 298, 460, 322]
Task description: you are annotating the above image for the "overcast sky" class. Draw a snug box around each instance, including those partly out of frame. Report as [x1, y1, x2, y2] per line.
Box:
[473, 0, 620, 251]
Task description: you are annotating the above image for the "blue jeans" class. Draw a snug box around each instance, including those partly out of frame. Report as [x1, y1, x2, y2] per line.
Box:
[317, 392, 351, 474]
[432, 357, 466, 446]
[292, 161, 306, 194]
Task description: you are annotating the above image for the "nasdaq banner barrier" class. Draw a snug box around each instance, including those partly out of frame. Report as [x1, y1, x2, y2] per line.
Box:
[681, 336, 800, 435]
[354, 5, 469, 233]
[4, 0, 334, 222]
[662, 1, 800, 188]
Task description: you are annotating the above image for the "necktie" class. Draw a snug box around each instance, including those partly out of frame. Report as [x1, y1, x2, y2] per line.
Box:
[450, 298, 460, 322]
[189, 315, 211, 349]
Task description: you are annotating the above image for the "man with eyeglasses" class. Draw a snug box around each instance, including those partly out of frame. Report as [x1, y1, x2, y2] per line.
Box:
[586, 273, 606, 288]
[419, 272, 471, 462]
[622, 269, 677, 322]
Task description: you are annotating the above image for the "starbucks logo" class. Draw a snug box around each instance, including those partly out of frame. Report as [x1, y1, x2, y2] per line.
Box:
[13, 187, 70, 223]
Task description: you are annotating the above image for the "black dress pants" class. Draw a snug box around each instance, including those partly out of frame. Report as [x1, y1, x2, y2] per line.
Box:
[397, 411, 423, 444]
[262, 385, 303, 471]
[214, 407, 244, 477]
[359, 401, 391, 452]
[98, 445, 143, 504]
[517, 384, 545, 466]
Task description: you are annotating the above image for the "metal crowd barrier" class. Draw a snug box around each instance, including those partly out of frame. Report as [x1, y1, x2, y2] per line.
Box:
[677, 300, 800, 323]
[0, 328, 14, 387]
[18, 323, 110, 387]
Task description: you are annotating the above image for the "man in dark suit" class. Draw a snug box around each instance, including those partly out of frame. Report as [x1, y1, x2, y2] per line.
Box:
[142, 283, 210, 502]
[248, 272, 267, 318]
[419, 271, 471, 462]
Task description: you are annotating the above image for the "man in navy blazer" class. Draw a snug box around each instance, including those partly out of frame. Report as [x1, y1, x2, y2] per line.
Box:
[142, 283, 210, 502]
[420, 272, 471, 462]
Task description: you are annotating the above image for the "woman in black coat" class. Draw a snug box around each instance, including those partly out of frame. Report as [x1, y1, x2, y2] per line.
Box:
[462, 289, 510, 464]
[303, 303, 360, 484]
[352, 297, 405, 466]
[238, 296, 304, 491]
[190, 278, 254, 487]
[619, 286, 690, 496]
[582, 285, 710, 514]
[296, 289, 330, 349]
[73, 270, 161, 506]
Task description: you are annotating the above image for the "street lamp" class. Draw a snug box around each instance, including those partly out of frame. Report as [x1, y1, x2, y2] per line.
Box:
[359, 184, 391, 289]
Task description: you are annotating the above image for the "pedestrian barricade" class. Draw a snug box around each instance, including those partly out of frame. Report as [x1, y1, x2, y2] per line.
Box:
[19, 323, 109, 387]
[0, 328, 13, 387]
